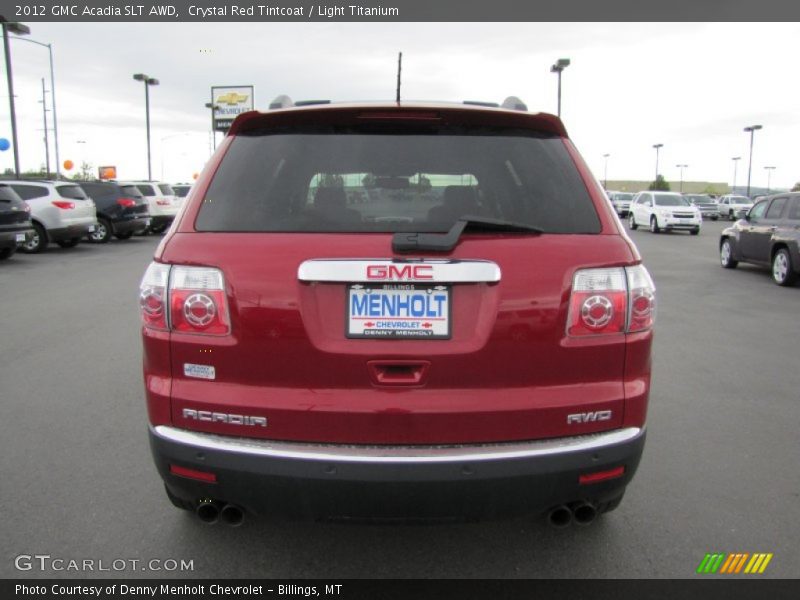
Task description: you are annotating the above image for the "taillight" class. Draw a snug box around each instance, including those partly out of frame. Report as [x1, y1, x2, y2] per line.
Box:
[139, 262, 170, 331]
[567, 265, 655, 337]
[52, 200, 75, 210]
[139, 263, 230, 335]
[117, 198, 137, 208]
[169, 266, 230, 335]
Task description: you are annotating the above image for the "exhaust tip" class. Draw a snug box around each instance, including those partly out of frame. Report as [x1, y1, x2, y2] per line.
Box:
[220, 504, 245, 527]
[547, 505, 572, 528]
[196, 500, 220, 524]
[572, 502, 598, 525]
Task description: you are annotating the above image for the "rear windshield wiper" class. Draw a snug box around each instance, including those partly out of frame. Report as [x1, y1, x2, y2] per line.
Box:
[392, 215, 542, 253]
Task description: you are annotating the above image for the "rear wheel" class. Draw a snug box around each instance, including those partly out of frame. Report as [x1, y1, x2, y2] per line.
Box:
[115, 231, 134, 240]
[0, 247, 15, 260]
[720, 239, 738, 269]
[88, 218, 112, 243]
[628, 213, 637, 230]
[690, 227, 700, 236]
[150, 223, 167, 234]
[21, 223, 47, 253]
[56, 238, 81, 248]
[772, 248, 797, 286]
[649, 216, 660, 234]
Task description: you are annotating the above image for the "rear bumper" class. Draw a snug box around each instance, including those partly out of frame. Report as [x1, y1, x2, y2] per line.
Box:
[150, 425, 646, 519]
[0, 226, 33, 248]
[113, 215, 150, 234]
[48, 223, 97, 242]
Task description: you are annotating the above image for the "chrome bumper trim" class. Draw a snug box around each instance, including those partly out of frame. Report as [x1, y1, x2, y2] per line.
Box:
[152, 425, 643, 464]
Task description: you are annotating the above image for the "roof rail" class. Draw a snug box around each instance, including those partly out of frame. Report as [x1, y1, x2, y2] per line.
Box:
[294, 99, 331, 107]
[268, 95, 294, 109]
[501, 96, 528, 111]
[463, 100, 500, 108]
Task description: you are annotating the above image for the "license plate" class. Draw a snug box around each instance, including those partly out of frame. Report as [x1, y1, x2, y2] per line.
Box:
[347, 284, 451, 339]
[88, 225, 96, 232]
[15, 233, 26, 242]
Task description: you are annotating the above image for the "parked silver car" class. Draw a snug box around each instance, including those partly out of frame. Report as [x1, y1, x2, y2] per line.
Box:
[5, 180, 98, 253]
[120, 181, 180, 234]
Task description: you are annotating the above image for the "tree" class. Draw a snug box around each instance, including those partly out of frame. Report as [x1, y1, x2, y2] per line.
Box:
[70, 161, 95, 181]
[648, 174, 670, 191]
[792, 182, 800, 192]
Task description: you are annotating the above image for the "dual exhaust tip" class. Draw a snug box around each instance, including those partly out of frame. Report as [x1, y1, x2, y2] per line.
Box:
[196, 500, 245, 527]
[547, 502, 598, 528]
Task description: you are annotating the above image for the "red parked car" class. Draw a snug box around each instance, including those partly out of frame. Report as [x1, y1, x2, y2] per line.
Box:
[140, 97, 655, 527]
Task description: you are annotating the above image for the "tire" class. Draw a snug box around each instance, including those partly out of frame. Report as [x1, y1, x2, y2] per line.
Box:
[720, 238, 738, 269]
[0, 246, 15, 260]
[150, 223, 167, 234]
[690, 228, 700, 236]
[729, 211, 736, 221]
[88, 218, 112, 243]
[712, 216, 718, 221]
[628, 213, 637, 230]
[115, 231, 134, 240]
[772, 248, 798, 287]
[56, 238, 81, 248]
[20, 222, 47, 253]
[649, 216, 660, 234]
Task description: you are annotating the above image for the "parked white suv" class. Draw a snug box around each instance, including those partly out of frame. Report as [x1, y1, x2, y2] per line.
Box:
[6, 180, 98, 253]
[628, 191, 701, 235]
[717, 195, 754, 220]
[121, 181, 180, 234]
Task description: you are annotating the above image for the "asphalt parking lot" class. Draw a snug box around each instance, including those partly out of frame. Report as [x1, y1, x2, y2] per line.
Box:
[1, 220, 798, 579]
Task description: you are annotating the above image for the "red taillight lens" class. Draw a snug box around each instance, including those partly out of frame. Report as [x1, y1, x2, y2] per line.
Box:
[117, 198, 136, 208]
[567, 266, 655, 337]
[169, 266, 230, 335]
[579, 466, 625, 485]
[139, 262, 170, 331]
[52, 200, 75, 210]
[169, 464, 217, 483]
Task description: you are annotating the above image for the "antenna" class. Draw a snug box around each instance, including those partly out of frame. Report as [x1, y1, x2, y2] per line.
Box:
[396, 51, 402, 103]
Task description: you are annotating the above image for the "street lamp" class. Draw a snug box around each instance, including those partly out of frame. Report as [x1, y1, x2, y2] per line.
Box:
[743, 124, 762, 198]
[204, 102, 219, 150]
[550, 58, 570, 118]
[1, 16, 30, 178]
[652, 143, 663, 183]
[764, 166, 775, 194]
[9, 33, 61, 179]
[602, 153, 610, 189]
[133, 73, 159, 180]
[731, 157, 741, 194]
[676, 164, 688, 193]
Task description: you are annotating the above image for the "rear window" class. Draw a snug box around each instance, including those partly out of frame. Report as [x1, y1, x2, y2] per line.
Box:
[136, 185, 156, 197]
[158, 183, 175, 195]
[10, 184, 48, 200]
[120, 185, 144, 198]
[614, 193, 633, 201]
[195, 128, 600, 234]
[57, 185, 89, 200]
[0, 185, 23, 202]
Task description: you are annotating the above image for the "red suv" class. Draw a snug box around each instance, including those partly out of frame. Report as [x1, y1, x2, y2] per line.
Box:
[140, 98, 655, 527]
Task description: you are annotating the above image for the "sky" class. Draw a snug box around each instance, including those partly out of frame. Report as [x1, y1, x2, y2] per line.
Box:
[1, 22, 798, 189]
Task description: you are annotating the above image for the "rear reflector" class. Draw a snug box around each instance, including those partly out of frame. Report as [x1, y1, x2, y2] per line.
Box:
[169, 464, 217, 483]
[579, 466, 625, 485]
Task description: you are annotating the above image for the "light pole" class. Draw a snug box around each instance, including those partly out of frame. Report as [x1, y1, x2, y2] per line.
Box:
[676, 164, 688, 193]
[652, 143, 663, 183]
[10, 33, 60, 179]
[204, 102, 219, 150]
[1, 16, 31, 178]
[602, 153, 610, 189]
[133, 73, 159, 180]
[764, 166, 775, 194]
[731, 156, 741, 194]
[39, 78, 50, 177]
[550, 58, 570, 118]
[743, 124, 762, 198]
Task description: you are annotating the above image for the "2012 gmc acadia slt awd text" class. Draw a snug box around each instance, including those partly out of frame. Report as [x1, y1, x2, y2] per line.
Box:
[140, 97, 655, 527]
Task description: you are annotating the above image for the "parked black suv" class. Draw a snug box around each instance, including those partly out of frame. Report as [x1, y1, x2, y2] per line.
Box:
[79, 181, 151, 243]
[0, 184, 34, 260]
[720, 192, 800, 286]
